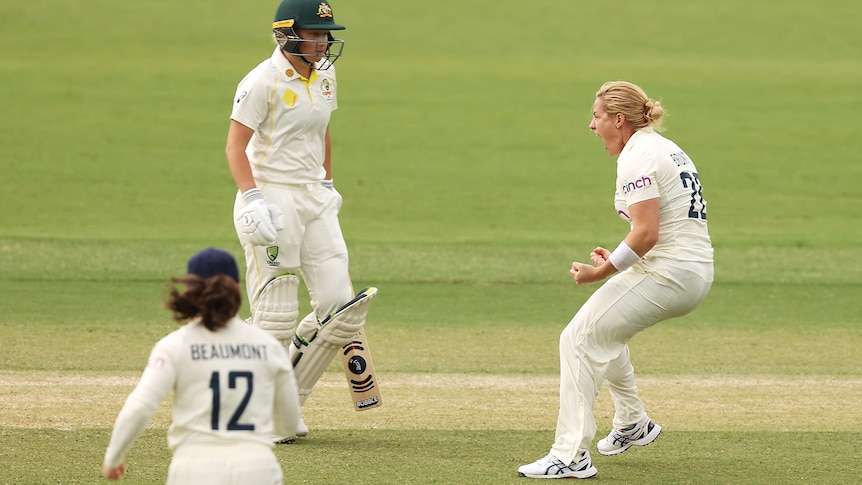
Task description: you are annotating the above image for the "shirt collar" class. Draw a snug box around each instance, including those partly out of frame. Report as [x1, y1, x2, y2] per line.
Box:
[270, 46, 320, 82]
[620, 126, 656, 155]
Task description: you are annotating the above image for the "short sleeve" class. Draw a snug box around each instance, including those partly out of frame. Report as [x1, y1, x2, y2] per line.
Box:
[230, 72, 271, 130]
[617, 149, 660, 206]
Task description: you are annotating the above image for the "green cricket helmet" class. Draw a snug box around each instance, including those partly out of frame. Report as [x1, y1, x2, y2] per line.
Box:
[273, 0, 345, 67]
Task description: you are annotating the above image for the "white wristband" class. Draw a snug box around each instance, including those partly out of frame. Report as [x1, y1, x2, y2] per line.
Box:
[321, 179, 334, 189]
[608, 241, 640, 272]
[241, 187, 263, 203]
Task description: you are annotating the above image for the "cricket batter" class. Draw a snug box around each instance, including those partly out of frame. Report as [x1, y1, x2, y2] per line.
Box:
[102, 248, 302, 483]
[518, 81, 714, 479]
[225, 0, 375, 441]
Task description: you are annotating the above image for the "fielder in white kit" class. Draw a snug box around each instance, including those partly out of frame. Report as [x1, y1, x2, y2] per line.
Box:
[225, 0, 375, 442]
[518, 81, 714, 479]
[102, 248, 302, 483]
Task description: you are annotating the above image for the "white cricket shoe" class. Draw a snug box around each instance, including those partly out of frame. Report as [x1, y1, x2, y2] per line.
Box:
[296, 416, 309, 437]
[273, 434, 296, 444]
[597, 416, 662, 456]
[273, 417, 308, 444]
[517, 451, 597, 479]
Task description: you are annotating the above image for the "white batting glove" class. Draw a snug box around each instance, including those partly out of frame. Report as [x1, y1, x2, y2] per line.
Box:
[237, 188, 283, 246]
[321, 179, 342, 213]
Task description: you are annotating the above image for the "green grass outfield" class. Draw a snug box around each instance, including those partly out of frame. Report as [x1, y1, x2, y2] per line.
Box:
[1, 0, 861, 483]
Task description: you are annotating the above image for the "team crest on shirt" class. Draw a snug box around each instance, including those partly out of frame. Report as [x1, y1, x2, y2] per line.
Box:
[266, 246, 280, 267]
[320, 78, 333, 100]
[317, 3, 333, 18]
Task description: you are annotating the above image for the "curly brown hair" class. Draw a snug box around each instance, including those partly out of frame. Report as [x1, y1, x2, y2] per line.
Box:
[165, 274, 242, 331]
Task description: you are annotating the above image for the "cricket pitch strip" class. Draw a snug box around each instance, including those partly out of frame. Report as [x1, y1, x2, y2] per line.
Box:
[1, 371, 859, 432]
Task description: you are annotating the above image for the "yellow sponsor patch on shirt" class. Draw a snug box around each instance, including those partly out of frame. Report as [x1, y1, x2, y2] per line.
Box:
[282, 89, 298, 107]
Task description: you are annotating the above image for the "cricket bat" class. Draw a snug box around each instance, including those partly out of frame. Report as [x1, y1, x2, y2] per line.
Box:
[340, 327, 382, 411]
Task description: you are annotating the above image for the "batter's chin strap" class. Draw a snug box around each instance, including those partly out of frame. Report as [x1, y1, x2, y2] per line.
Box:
[296, 54, 315, 67]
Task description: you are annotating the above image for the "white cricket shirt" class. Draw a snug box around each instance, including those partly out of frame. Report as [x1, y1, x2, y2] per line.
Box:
[614, 127, 714, 263]
[230, 47, 338, 184]
[103, 317, 301, 467]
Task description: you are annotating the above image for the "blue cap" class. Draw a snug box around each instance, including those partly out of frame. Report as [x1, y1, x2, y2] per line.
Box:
[187, 248, 240, 283]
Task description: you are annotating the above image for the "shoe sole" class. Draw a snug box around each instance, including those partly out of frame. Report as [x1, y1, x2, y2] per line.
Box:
[517, 466, 597, 479]
[597, 422, 662, 456]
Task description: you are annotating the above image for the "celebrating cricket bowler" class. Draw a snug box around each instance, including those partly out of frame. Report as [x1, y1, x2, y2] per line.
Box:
[518, 81, 714, 479]
[225, 0, 379, 442]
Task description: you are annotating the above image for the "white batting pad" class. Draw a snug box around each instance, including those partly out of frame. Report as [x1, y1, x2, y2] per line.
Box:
[251, 274, 300, 347]
[289, 287, 378, 404]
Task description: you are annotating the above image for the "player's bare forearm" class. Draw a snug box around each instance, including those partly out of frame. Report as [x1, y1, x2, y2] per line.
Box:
[571, 259, 617, 285]
[574, 199, 661, 285]
[590, 246, 611, 266]
[227, 154, 256, 192]
[226, 120, 257, 192]
[571, 246, 617, 285]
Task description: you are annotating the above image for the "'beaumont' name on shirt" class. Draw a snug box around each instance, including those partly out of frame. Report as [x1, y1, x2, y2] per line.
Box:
[190, 343, 268, 361]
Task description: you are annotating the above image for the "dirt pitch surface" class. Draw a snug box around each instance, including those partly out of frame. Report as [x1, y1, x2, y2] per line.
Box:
[2, 371, 859, 432]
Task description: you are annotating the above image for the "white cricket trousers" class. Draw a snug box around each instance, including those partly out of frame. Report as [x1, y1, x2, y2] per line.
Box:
[550, 257, 713, 465]
[167, 441, 282, 484]
[234, 182, 353, 320]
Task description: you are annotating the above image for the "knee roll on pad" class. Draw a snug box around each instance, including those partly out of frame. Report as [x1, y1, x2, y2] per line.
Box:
[251, 274, 300, 347]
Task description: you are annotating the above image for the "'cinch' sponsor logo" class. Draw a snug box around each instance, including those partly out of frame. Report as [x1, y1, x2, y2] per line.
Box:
[621, 176, 653, 195]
